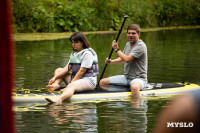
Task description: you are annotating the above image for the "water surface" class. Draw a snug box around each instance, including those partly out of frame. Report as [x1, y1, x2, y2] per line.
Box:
[15, 29, 200, 132]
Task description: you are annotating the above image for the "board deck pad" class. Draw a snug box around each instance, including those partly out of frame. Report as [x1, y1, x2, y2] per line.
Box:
[13, 82, 186, 96]
[12, 82, 200, 103]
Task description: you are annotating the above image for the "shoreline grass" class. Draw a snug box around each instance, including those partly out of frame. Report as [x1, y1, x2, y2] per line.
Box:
[14, 25, 200, 41]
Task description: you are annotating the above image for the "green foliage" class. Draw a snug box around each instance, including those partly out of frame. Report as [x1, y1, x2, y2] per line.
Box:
[12, 0, 200, 33]
[153, 0, 200, 26]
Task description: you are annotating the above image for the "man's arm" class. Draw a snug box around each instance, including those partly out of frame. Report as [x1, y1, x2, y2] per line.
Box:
[106, 57, 123, 64]
[112, 40, 135, 63]
[115, 50, 135, 63]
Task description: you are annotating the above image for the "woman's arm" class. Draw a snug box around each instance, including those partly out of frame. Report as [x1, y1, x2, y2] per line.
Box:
[55, 65, 71, 79]
[71, 67, 87, 82]
[49, 65, 71, 85]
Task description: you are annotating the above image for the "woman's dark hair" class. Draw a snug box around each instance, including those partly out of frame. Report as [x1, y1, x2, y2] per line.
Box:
[69, 32, 90, 49]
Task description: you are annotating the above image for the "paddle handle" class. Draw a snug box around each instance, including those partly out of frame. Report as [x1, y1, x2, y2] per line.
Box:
[98, 15, 128, 85]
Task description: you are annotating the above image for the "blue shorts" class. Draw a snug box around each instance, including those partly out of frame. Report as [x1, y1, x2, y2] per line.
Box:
[109, 75, 147, 90]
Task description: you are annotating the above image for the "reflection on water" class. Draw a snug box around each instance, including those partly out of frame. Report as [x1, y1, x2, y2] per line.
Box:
[15, 29, 200, 132]
[97, 98, 148, 133]
[15, 96, 174, 132]
[15, 98, 166, 133]
[44, 103, 97, 132]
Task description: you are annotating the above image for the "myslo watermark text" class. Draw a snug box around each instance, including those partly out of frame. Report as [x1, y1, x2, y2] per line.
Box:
[167, 122, 193, 127]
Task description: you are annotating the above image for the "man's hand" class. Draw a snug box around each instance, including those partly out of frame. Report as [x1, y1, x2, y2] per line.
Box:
[105, 58, 112, 64]
[112, 40, 119, 50]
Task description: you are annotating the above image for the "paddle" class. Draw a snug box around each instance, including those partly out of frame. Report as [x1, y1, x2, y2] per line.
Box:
[98, 15, 128, 85]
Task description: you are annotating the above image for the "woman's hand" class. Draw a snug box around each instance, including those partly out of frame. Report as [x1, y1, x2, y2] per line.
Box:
[48, 77, 56, 85]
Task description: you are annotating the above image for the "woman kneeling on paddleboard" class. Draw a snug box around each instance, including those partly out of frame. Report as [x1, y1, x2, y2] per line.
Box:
[46, 32, 99, 103]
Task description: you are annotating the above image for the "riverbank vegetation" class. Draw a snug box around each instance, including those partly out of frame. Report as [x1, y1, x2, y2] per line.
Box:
[13, 0, 200, 33]
[14, 26, 200, 41]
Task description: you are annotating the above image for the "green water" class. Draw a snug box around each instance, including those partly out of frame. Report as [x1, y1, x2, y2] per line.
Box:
[15, 96, 173, 133]
[15, 29, 200, 132]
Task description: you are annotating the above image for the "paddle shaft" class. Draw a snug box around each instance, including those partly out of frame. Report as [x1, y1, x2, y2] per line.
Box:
[98, 15, 128, 85]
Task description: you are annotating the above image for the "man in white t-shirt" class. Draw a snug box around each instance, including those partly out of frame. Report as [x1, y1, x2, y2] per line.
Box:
[100, 24, 148, 97]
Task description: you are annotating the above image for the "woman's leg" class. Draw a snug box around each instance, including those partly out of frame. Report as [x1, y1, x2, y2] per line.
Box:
[45, 83, 75, 103]
[58, 83, 76, 100]
[46, 79, 94, 103]
[46, 68, 64, 91]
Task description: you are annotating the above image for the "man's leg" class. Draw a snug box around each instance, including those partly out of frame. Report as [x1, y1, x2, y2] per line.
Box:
[99, 78, 110, 85]
[100, 75, 128, 86]
[130, 78, 146, 97]
[130, 82, 142, 97]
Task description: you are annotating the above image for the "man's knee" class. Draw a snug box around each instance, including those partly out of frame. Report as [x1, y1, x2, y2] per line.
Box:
[130, 82, 142, 97]
[99, 78, 110, 85]
[131, 83, 141, 91]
